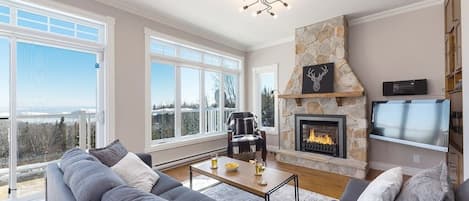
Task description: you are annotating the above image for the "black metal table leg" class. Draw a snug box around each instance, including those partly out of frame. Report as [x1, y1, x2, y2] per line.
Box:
[189, 166, 193, 190]
[294, 175, 299, 201]
[264, 193, 269, 201]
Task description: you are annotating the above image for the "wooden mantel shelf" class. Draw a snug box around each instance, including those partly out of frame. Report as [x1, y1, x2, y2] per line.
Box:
[278, 91, 364, 106]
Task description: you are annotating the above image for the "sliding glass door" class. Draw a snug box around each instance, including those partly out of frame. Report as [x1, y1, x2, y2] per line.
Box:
[0, 38, 102, 199]
[14, 41, 99, 198]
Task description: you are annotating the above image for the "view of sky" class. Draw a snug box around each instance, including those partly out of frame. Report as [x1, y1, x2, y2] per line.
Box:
[151, 62, 221, 109]
[0, 39, 97, 115]
[260, 72, 275, 93]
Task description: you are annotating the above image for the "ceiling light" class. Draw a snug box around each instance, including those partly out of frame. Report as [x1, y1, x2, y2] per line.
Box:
[240, 0, 290, 18]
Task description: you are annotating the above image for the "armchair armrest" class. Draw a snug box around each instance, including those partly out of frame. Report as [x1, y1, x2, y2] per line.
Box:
[136, 153, 152, 168]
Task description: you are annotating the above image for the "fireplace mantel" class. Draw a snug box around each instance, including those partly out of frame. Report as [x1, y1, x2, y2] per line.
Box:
[278, 91, 364, 106]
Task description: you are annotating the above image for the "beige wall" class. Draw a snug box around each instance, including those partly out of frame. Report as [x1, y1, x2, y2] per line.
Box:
[245, 42, 295, 147]
[53, 0, 244, 165]
[246, 4, 446, 170]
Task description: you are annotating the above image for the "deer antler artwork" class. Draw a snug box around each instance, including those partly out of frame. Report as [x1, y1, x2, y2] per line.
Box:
[306, 65, 329, 92]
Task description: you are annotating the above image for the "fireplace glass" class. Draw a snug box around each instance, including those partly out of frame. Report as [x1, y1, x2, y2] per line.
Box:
[295, 114, 346, 158]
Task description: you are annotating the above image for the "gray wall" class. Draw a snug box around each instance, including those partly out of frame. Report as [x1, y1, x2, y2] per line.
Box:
[54, 0, 244, 165]
[246, 4, 446, 170]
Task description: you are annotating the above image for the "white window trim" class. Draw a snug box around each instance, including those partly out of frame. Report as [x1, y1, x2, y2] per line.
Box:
[144, 27, 245, 152]
[252, 64, 279, 135]
[2, 0, 116, 147]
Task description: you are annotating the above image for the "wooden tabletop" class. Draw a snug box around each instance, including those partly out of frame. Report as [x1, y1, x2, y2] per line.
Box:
[190, 156, 295, 197]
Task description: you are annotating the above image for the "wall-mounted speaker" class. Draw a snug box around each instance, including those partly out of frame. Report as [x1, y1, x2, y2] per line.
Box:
[383, 79, 427, 96]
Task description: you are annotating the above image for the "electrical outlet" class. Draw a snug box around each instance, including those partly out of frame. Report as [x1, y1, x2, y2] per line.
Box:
[413, 154, 421, 164]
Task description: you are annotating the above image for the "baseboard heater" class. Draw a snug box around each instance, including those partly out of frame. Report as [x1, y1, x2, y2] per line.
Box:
[155, 147, 227, 170]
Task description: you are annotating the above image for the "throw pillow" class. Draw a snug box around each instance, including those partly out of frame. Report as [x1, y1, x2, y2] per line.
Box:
[396, 162, 455, 201]
[357, 167, 403, 201]
[235, 118, 255, 135]
[63, 159, 125, 201]
[89, 139, 128, 167]
[111, 152, 160, 192]
[102, 185, 168, 201]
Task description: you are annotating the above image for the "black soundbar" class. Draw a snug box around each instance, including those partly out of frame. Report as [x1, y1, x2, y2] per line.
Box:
[383, 79, 427, 96]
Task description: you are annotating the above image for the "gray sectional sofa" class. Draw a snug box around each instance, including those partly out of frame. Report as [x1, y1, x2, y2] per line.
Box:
[340, 177, 469, 201]
[46, 152, 214, 201]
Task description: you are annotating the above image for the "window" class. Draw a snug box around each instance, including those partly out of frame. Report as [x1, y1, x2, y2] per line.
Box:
[151, 63, 176, 140]
[0, 1, 113, 199]
[0, 3, 103, 42]
[147, 31, 242, 145]
[253, 65, 278, 132]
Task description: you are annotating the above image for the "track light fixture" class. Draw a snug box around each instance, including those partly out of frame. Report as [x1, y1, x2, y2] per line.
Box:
[239, 0, 290, 18]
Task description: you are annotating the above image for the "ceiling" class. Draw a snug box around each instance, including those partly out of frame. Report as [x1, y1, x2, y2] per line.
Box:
[96, 0, 431, 51]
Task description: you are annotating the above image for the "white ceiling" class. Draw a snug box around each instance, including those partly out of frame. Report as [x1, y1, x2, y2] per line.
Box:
[96, 0, 432, 51]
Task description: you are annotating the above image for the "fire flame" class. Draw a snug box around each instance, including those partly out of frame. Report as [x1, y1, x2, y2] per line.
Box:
[307, 129, 334, 145]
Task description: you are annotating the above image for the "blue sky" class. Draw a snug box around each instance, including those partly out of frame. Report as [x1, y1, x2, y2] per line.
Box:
[0, 39, 97, 114]
[151, 62, 220, 109]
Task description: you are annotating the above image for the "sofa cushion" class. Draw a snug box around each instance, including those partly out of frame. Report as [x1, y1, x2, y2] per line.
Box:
[111, 152, 160, 192]
[151, 170, 182, 195]
[159, 186, 215, 201]
[102, 185, 168, 201]
[340, 178, 370, 201]
[59, 148, 99, 172]
[357, 167, 403, 201]
[455, 179, 469, 201]
[89, 139, 128, 167]
[396, 162, 454, 201]
[63, 159, 125, 201]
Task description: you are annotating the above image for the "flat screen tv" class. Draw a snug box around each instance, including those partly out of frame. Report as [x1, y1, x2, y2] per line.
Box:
[370, 99, 450, 152]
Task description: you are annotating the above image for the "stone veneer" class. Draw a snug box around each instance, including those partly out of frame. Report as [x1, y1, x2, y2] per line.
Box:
[276, 16, 368, 179]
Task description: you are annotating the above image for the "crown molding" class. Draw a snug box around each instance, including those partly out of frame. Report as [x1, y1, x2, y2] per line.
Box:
[349, 0, 444, 26]
[94, 0, 248, 51]
[247, 36, 295, 52]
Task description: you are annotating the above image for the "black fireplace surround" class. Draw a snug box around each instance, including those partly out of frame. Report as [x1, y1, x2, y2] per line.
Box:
[295, 114, 346, 158]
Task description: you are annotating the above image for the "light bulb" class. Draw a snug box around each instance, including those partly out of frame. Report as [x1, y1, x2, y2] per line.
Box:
[239, 5, 249, 12]
[251, 12, 257, 17]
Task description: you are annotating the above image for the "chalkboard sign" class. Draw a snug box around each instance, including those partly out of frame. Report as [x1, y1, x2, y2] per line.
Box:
[302, 63, 334, 93]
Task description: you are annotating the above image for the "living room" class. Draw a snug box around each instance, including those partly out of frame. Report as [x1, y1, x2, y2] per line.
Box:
[0, 0, 468, 200]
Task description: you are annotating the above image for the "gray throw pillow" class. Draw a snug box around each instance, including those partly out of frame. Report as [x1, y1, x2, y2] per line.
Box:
[102, 185, 168, 201]
[396, 161, 455, 201]
[63, 159, 125, 201]
[59, 148, 99, 173]
[89, 139, 128, 167]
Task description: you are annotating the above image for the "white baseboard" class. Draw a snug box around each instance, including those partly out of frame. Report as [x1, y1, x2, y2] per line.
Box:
[369, 161, 424, 176]
[155, 147, 226, 170]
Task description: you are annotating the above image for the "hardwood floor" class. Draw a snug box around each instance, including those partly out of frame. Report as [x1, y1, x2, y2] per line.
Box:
[163, 153, 390, 199]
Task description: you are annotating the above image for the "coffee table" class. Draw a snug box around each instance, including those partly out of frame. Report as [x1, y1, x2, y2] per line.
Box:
[190, 156, 299, 201]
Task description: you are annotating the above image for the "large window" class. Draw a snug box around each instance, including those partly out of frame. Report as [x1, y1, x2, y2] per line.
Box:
[147, 32, 242, 144]
[0, 1, 112, 199]
[253, 65, 278, 132]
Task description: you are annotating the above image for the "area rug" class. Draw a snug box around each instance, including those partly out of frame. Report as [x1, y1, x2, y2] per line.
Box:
[183, 176, 338, 201]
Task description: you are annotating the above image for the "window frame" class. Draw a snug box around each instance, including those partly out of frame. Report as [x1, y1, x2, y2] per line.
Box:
[145, 28, 244, 152]
[252, 64, 279, 134]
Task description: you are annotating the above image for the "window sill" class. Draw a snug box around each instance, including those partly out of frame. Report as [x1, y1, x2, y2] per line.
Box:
[145, 133, 227, 152]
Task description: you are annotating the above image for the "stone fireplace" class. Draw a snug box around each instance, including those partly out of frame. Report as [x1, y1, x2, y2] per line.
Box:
[276, 16, 368, 179]
[295, 114, 346, 158]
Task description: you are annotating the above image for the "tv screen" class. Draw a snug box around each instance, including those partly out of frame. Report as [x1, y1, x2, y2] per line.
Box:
[370, 99, 450, 152]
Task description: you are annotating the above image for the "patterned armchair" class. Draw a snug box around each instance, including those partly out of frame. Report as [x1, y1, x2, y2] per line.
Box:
[225, 112, 267, 161]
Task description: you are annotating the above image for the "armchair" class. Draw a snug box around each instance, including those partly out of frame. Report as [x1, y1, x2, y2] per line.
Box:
[226, 112, 267, 161]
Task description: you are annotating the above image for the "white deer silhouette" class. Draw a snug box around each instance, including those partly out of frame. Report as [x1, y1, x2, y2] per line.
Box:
[306, 65, 329, 92]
